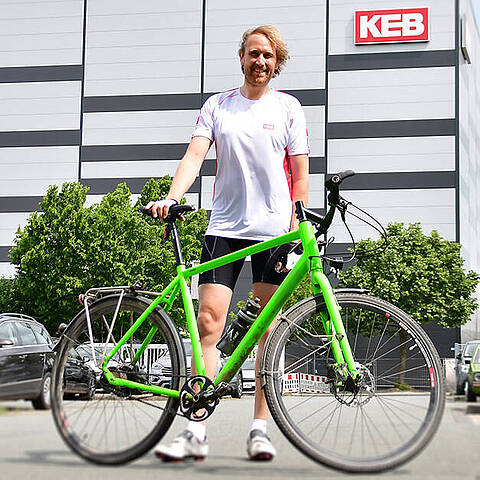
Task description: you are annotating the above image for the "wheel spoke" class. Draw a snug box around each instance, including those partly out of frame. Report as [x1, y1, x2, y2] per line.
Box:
[264, 294, 444, 472]
[50, 295, 182, 464]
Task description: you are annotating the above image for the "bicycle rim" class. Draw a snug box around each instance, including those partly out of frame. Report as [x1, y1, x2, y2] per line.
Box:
[263, 293, 445, 473]
[51, 295, 185, 465]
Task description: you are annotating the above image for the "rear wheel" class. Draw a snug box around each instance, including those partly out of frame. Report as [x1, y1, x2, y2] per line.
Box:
[51, 294, 185, 465]
[263, 293, 445, 473]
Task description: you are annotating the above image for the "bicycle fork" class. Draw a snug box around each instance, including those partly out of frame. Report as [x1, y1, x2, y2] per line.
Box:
[299, 221, 359, 381]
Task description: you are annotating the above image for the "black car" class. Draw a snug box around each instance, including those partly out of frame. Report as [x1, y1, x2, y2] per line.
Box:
[0, 313, 54, 409]
[63, 347, 97, 400]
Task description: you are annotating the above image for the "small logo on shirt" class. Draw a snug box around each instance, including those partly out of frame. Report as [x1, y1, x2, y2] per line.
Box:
[263, 124, 275, 130]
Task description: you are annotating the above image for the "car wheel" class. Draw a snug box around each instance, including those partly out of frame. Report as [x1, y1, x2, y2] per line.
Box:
[82, 377, 96, 400]
[456, 381, 465, 395]
[32, 372, 51, 410]
[231, 372, 243, 398]
[465, 381, 477, 402]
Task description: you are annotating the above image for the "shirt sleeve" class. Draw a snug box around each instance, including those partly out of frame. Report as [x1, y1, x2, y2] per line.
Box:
[192, 96, 215, 141]
[286, 99, 309, 156]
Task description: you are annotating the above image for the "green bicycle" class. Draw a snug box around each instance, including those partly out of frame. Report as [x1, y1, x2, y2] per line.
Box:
[50, 170, 445, 473]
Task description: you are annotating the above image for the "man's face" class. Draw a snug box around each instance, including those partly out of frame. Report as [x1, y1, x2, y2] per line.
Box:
[240, 33, 278, 87]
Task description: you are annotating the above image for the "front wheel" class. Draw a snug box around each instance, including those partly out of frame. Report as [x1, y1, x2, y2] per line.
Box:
[51, 294, 186, 465]
[262, 293, 445, 473]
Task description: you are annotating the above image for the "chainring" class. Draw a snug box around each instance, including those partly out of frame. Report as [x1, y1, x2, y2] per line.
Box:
[179, 376, 219, 421]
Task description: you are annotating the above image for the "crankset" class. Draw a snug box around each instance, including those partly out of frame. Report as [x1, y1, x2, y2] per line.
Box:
[180, 376, 220, 421]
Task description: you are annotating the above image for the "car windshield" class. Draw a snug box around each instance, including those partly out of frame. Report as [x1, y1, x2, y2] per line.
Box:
[473, 347, 480, 364]
[464, 342, 480, 357]
[77, 344, 121, 363]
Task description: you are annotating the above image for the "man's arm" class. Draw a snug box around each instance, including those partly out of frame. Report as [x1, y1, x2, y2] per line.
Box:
[289, 154, 309, 231]
[149, 136, 212, 218]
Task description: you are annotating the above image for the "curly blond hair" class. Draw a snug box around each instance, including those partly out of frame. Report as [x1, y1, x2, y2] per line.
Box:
[238, 25, 290, 77]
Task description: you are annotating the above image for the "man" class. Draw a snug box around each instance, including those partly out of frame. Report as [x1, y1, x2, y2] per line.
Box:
[148, 25, 309, 462]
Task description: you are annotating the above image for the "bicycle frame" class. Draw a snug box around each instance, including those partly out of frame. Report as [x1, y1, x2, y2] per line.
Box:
[101, 218, 359, 398]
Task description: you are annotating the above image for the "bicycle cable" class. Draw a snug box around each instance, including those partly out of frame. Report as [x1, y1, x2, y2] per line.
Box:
[320, 197, 388, 267]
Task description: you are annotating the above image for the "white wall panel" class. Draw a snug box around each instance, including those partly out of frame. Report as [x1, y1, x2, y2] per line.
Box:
[304, 106, 325, 157]
[0, 81, 81, 131]
[201, 176, 215, 210]
[329, 188, 456, 243]
[82, 160, 180, 179]
[85, 0, 202, 95]
[329, 0, 455, 55]
[0, 213, 31, 246]
[0, 146, 78, 196]
[0, 0, 83, 67]
[82, 110, 199, 145]
[328, 67, 454, 122]
[328, 136, 455, 173]
[0, 263, 16, 278]
[308, 173, 324, 208]
[458, 0, 480, 351]
[205, 0, 326, 92]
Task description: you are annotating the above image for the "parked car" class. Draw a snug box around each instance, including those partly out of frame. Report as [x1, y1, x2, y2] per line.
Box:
[241, 358, 256, 393]
[455, 340, 480, 395]
[63, 347, 97, 400]
[466, 344, 480, 402]
[0, 313, 54, 409]
[150, 339, 243, 398]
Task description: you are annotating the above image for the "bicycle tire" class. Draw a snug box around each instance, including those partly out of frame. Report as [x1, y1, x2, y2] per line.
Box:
[262, 293, 445, 473]
[51, 294, 186, 465]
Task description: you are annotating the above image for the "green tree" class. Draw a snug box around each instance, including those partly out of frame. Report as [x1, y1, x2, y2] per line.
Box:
[8, 177, 208, 333]
[338, 223, 479, 329]
[0, 277, 20, 313]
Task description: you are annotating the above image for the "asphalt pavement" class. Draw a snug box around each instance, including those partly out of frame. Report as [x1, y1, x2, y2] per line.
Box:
[0, 395, 479, 480]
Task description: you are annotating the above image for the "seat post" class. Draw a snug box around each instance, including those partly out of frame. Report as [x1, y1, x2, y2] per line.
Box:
[168, 221, 184, 266]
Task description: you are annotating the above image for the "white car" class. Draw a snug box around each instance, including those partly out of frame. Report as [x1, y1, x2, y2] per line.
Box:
[241, 358, 256, 392]
[150, 339, 243, 398]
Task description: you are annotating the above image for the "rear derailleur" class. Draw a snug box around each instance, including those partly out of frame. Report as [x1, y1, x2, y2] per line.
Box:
[99, 364, 148, 397]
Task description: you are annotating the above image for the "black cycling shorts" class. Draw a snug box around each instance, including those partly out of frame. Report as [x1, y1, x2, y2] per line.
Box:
[198, 235, 288, 291]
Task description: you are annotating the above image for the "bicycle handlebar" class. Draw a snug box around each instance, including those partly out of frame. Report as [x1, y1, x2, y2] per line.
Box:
[295, 170, 355, 236]
[139, 204, 195, 221]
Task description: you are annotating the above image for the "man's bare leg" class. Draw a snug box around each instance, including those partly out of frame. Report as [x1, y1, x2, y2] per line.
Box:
[245, 282, 279, 461]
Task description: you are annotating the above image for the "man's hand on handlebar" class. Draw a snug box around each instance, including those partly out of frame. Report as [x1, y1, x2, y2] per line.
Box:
[145, 198, 179, 220]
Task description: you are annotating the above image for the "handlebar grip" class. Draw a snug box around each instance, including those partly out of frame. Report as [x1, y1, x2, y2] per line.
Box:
[139, 206, 154, 217]
[325, 170, 355, 191]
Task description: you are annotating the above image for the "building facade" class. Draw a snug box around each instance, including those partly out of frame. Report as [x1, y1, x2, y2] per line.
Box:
[0, 0, 478, 345]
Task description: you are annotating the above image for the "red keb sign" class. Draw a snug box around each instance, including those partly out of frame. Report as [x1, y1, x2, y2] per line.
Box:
[355, 8, 429, 44]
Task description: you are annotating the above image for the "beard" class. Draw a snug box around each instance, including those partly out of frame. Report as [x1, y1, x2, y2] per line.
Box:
[243, 63, 275, 86]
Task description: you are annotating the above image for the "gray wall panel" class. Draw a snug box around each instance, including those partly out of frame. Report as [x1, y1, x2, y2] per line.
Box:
[0, 146, 78, 196]
[0, 81, 81, 131]
[329, 188, 456, 243]
[0, 212, 31, 245]
[329, 67, 455, 122]
[328, 136, 455, 173]
[85, 0, 202, 96]
[82, 110, 199, 146]
[0, 0, 83, 67]
[82, 160, 180, 180]
[205, 0, 326, 92]
[458, 0, 480, 341]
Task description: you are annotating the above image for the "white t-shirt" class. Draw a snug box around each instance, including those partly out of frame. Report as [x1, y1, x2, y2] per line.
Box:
[193, 88, 309, 240]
